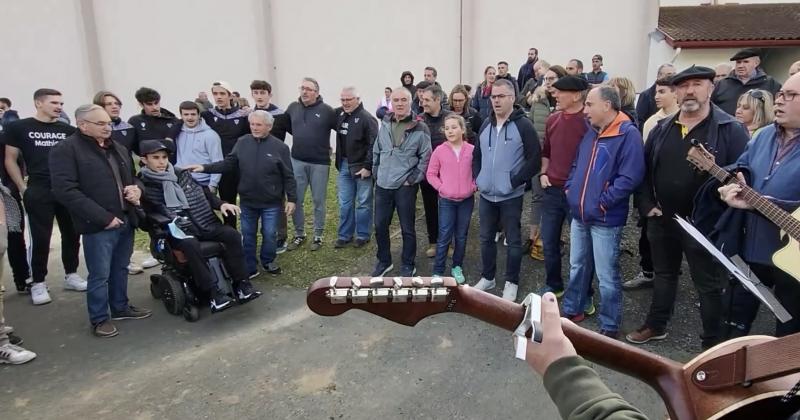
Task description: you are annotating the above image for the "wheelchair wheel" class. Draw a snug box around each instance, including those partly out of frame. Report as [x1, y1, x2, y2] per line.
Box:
[183, 305, 200, 322]
[149, 274, 163, 299]
[159, 274, 185, 315]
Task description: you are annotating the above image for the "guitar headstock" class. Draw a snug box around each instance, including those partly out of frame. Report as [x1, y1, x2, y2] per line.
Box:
[306, 276, 459, 326]
[685, 139, 716, 172]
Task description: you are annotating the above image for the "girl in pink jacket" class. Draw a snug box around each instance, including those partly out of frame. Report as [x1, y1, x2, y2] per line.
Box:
[425, 114, 476, 284]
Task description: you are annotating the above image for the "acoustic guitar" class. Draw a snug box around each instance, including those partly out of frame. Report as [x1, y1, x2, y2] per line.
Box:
[307, 276, 800, 419]
[686, 141, 800, 282]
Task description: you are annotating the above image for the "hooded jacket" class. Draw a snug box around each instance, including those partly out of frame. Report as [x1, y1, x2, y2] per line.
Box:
[472, 107, 541, 202]
[372, 113, 432, 190]
[128, 108, 179, 142]
[565, 112, 644, 227]
[175, 119, 224, 188]
[285, 96, 337, 165]
[712, 69, 782, 116]
[203, 134, 297, 208]
[335, 102, 378, 175]
[201, 106, 250, 156]
[49, 132, 142, 234]
[401, 71, 417, 98]
[636, 104, 749, 217]
[140, 167, 223, 236]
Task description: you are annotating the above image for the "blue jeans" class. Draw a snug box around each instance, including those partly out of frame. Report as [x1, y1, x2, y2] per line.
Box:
[241, 205, 280, 274]
[433, 196, 474, 275]
[337, 159, 374, 241]
[82, 224, 134, 325]
[561, 219, 624, 332]
[374, 185, 417, 268]
[540, 186, 570, 291]
[479, 196, 523, 284]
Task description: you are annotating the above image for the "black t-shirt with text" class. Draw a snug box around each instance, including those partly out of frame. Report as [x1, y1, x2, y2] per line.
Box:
[3, 117, 76, 186]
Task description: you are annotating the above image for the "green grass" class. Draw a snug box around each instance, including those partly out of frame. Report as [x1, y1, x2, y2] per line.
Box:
[134, 171, 376, 288]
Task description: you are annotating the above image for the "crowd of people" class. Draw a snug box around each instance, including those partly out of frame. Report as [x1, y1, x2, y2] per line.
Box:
[0, 47, 798, 387]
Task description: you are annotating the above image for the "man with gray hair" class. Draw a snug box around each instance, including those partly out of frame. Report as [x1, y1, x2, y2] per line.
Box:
[635, 63, 676, 129]
[285, 77, 337, 251]
[558, 86, 644, 338]
[714, 63, 733, 83]
[334, 86, 378, 248]
[50, 104, 150, 337]
[189, 110, 297, 277]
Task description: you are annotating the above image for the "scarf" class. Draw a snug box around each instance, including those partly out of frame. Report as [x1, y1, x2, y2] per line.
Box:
[0, 184, 21, 233]
[140, 164, 189, 210]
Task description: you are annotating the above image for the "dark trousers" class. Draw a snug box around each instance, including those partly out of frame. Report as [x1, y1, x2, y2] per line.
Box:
[375, 185, 417, 268]
[638, 219, 653, 273]
[479, 195, 523, 284]
[7, 192, 30, 288]
[644, 216, 724, 347]
[420, 180, 439, 245]
[218, 170, 239, 228]
[171, 224, 248, 292]
[725, 263, 800, 338]
[24, 184, 80, 283]
[540, 187, 570, 291]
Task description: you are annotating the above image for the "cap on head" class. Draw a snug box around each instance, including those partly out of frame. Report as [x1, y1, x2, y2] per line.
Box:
[552, 75, 590, 91]
[139, 139, 175, 156]
[212, 80, 234, 94]
[670, 65, 715, 86]
[730, 48, 761, 61]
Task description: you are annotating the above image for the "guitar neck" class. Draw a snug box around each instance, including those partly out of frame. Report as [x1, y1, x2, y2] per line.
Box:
[452, 286, 693, 419]
[706, 163, 800, 239]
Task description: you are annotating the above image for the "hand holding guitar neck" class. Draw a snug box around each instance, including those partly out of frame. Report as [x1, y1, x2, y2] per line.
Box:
[718, 172, 755, 210]
[513, 292, 576, 376]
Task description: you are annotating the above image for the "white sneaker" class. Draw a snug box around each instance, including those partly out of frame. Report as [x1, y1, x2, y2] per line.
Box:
[473, 277, 496, 291]
[127, 263, 144, 275]
[502, 282, 518, 301]
[64, 273, 87, 291]
[30, 283, 52, 305]
[494, 232, 503, 243]
[141, 257, 160, 269]
[0, 343, 37, 364]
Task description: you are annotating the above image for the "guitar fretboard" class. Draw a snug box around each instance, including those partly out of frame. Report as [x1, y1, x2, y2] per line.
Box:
[706, 164, 800, 240]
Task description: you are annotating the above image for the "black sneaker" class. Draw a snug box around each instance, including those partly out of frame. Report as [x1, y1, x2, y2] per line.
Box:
[400, 265, 417, 277]
[210, 290, 233, 313]
[370, 262, 393, 277]
[310, 237, 323, 251]
[15, 282, 31, 295]
[236, 279, 262, 301]
[264, 262, 281, 275]
[353, 238, 369, 248]
[8, 333, 23, 346]
[276, 239, 288, 254]
[334, 239, 351, 248]
[111, 305, 153, 320]
[287, 236, 306, 251]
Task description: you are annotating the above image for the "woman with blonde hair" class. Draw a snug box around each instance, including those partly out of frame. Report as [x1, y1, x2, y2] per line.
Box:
[735, 89, 774, 137]
[471, 66, 497, 119]
[608, 77, 637, 127]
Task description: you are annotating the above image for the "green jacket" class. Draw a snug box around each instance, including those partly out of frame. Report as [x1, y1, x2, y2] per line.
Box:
[528, 98, 553, 142]
[543, 356, 648, 420]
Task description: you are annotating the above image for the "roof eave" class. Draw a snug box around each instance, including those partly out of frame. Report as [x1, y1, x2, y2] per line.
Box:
[667, 39, 800, 49]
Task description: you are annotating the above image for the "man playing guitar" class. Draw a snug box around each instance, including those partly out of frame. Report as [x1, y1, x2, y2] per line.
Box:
[717, 72, 800, 338]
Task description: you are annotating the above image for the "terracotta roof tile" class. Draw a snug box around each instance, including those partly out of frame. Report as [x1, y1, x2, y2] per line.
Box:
[659, 3, 800, 45]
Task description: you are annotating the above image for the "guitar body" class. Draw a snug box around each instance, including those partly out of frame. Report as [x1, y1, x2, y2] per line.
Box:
[682, 336, 800, 419]
[771, 207, 800, 282]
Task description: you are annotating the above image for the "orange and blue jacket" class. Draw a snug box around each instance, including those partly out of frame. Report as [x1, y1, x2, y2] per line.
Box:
[565, 112, 644, 227]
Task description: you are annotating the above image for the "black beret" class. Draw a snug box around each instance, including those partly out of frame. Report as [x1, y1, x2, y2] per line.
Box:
[139, 139, 174, 156]
[730, 48, 761, 61]
[552, 75, 590, 92]
[670, 65, 715, 86]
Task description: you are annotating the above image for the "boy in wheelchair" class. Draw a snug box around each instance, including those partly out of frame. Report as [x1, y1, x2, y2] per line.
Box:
[138, 140, 260, 313]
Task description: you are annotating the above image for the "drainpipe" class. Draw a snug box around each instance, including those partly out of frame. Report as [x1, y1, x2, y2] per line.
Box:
[77, 0, 105, 92]
[458, 0, 463, 82]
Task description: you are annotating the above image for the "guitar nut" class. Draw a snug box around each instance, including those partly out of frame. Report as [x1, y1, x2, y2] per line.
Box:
[695, 371, 706, 382]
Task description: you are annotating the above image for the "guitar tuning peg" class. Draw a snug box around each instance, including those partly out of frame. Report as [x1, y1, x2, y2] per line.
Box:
[351, 277, 361, 289]
[369, 277, 383, 288]
[329, 276, 338, 288]
[412, 276, 424, 287]
[393, 277, 403, 289]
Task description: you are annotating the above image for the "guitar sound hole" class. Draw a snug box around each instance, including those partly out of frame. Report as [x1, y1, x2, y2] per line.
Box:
[719, 396, 800, 419]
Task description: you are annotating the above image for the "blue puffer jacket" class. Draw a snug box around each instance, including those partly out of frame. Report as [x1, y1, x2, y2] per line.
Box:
[565, 112, 644, 227]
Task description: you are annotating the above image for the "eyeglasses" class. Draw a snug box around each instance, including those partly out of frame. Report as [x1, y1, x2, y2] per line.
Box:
[490, 94, 512, 100]
[83, 120, 113, 127]
[747, 89, 766, 103]
[299, 87, 317, 92]
[776, 91, 799, 101]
